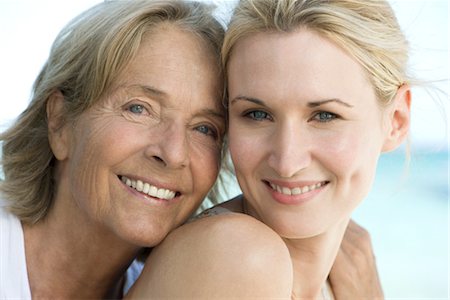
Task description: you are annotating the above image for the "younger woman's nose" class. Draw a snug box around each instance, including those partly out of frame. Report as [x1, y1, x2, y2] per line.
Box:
[267, 124, 312, 178]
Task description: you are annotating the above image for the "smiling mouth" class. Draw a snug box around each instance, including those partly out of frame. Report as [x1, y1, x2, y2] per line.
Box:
[265, 181, 329, 195]
[119, 175, 180, 200]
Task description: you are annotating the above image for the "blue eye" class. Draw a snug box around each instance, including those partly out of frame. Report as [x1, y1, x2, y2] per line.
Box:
[128, 104, 145, 114]
[195, 125, 218, 139]
[313, 111, 337, 122]
[245, 110, 271, 121]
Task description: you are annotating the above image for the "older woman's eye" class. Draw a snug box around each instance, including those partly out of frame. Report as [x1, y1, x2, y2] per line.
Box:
[128, 104, 146, 114]
[195, 124, 218, 139]
[312, 111, 338, 122]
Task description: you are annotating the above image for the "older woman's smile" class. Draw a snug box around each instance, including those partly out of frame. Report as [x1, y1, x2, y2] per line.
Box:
[120, 175, 179, 201]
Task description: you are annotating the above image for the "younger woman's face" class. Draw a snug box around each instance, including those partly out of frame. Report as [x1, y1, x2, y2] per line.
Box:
[227, 29, 393, 238]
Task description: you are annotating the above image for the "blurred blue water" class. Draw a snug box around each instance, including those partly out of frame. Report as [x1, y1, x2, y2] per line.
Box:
[353, 150, 448, 298]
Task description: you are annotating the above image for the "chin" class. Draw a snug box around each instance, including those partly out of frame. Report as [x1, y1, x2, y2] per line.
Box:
[268, 218, 332, 240]
[116, 221, 173, 248]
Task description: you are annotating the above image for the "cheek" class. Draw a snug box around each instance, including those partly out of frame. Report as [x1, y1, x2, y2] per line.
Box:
[69, 120, 143, 205]
[317, 128, 381, 198]
[72, 121, 136, 171]
[228, 125, 263, 177]
[316, 131, 361, 172]
[190, 143, 221, 196]
[317, 125, 381, 169]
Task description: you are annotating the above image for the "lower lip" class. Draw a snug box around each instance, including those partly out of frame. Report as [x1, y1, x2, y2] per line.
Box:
[119, 178, 179, 205]
[266, 183, 327, 205]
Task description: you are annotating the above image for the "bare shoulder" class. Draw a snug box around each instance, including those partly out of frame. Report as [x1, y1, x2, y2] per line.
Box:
[126, 213, 293, 298]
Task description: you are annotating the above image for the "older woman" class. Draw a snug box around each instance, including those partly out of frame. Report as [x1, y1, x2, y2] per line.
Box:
[0, 0, 225, 297]
[128, 0, 411, 298]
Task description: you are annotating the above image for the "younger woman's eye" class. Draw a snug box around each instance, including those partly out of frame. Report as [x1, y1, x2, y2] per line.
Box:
[244, 110, 272, 121]
[195, 124, 218, 139]
[312, 111, 338, 122]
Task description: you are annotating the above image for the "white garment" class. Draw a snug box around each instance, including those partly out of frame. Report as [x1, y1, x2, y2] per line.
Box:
[0, 206, 31, 299]
[0, 205, 143, 299]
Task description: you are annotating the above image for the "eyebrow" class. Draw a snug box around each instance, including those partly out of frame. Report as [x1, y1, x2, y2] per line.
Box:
[307, 99, 353, 108]
[230, 96, 267, 107]
[231, 95, 353, 108]
[138, 85, 167, 98]
[133, 84, 225, 119]
[200, 108, 226, 120]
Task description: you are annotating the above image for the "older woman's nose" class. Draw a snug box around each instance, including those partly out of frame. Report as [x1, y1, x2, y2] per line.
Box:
[145, 122, 189, 169]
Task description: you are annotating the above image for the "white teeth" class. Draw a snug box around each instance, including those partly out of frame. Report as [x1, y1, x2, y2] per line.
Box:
[282, 187, 292, 195]
[156, 189, 165, 199]
[149, 185, 157, 196]
[292, 187, 301, 195]
[143, 183, 150, 194]
[136, 180, 144, 192]
[270, 181, 326, 196]
[121, 176, 177, 200]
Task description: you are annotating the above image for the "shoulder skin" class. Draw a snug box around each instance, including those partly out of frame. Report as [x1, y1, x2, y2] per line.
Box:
[126, 212, 293, 299]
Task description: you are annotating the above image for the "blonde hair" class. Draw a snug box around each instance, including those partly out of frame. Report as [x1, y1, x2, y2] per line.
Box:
[223, 0, 410, 105]
[0, 0, 224, 223]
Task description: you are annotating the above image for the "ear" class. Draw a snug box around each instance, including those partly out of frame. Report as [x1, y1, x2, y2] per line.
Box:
[381, 84, 411, 153]
[47, 90, 70, 161]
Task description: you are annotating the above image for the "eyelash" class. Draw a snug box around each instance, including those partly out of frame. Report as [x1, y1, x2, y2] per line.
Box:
[243, 110, 273, 121]
[125, 102, 150, 115]
[310, 111, 339, 123]
[195, 124, 219, 140]
[242, 109, 339, 123]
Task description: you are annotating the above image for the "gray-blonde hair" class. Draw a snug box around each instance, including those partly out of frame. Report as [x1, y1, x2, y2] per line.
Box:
[223, 0, 410, 105]
[0, 0, 225, 223]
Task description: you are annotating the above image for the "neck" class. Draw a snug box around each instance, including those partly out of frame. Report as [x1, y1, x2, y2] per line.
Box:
[284, 218, 350, 299]
[23, 200, 140, 298]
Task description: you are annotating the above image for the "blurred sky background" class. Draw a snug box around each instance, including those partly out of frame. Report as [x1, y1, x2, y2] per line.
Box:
[0, 0, 448, 298]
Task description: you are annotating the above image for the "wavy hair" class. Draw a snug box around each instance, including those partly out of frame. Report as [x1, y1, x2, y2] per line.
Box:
[0, 0, 225, 223]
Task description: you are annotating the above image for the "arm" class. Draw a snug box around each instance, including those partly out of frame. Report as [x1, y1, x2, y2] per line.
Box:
[125, 213, 293, 299]
[329, 219, 384, 300]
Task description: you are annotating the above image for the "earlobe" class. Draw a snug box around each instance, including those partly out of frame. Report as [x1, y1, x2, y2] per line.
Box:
[47, 90, 70, 161]
[382, 84, 411, 153]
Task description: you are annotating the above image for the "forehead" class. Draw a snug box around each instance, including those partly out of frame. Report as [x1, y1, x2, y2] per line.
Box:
[110, 24, 223, 111]
[228, 29, 372, 103]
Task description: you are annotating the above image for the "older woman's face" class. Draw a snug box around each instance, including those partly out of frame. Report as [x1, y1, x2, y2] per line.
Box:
[57, 25, 224, 247]
[227, 29, 396, 239]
